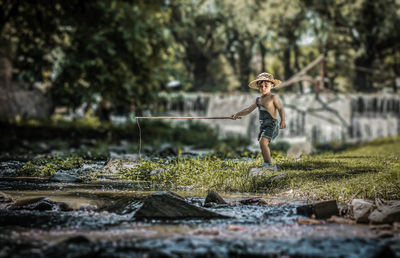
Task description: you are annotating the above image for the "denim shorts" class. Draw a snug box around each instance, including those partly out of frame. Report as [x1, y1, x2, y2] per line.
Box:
[258, 118, 279, 141]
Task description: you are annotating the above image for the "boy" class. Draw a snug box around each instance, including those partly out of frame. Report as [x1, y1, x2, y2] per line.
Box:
[231, 72, 286, 170]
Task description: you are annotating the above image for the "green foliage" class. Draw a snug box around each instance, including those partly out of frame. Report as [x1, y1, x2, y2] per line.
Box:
[212, 134, 252, 158]
[19, 154, 84, 177]
[304, 0, 400, 91]
[269, 141, 291, 153]
[20, 161, 39, 175]
[2, 0, 400, 125]
[315, 141, 349, 153]
[0, 1, 78, 84]
[75, 109, 102, 128]
[40, 163, 58, 177]
[168, 0, 228, 91]
[50, 0, 170, 112]
[173, 121, 220, 148]
[1, 1, 172, 117]
[134, 119, 226, 150]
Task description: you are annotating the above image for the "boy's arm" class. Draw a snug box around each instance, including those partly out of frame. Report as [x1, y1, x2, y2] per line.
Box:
[273, 96, 286, 129]
[231, 102, 257, 120]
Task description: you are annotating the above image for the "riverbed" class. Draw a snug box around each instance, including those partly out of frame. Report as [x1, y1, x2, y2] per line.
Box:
[0, 160, 399, 258]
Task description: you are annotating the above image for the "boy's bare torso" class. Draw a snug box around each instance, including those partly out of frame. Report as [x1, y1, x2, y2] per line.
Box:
[257, 94, 277, 119]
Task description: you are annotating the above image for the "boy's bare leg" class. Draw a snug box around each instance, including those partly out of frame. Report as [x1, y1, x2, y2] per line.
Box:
[259, 137, 272, 163]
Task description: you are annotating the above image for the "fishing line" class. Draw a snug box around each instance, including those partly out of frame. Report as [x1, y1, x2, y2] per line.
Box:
[134, 115, 238, 158]
[136, 117, 142, 159]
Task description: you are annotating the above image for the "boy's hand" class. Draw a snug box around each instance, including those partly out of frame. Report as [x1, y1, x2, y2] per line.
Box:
[231, 114, 239, 120]
[280, 120, 286, 129]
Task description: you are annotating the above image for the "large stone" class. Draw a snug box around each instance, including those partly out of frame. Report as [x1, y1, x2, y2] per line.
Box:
[11, 197, 72, 211]
[248, 167, 278, 177]
[263, 173, 288, 185]
[103, 159, 139, 174]
[249, 170, 289, 189]
[249, 167, 267, 177]
[50, 172, 83, 183]
[134, 192, 228, 220]
[204, 190, 227, 205]
[369, 200, 400, 224]
[297, 200, 339, 219]
[0, 191, 14, 209]
[0, 191, 13, 203]
[238, 197, 267, 206]
[351, 199, 374, 223]
[157, 144, 178, 157]
[286, 141, 313, 159]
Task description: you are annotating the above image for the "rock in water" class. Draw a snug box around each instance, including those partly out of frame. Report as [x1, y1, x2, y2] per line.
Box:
[10, 197, 72, 211]
[263, 173, 288, 185]
[238, 197, 267, 206]
[286, 141, 312, 159]
[134, 192, 228, 220]
[0, 191, 14, 209]
[103, 159, 139, 174]
[50, 172, 83, 183]
[0, 191, 13, 203]
[351, 199, 374, 223]
[297, 200, 339, 219]
[369, 200, 400, 224]
[204, 190, 227, 205]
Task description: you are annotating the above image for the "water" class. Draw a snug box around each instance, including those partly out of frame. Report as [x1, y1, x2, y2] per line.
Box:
[1, 161, 399, 257]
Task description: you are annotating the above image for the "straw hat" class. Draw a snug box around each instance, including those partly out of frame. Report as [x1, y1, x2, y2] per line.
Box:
[248, 72, 282, 89]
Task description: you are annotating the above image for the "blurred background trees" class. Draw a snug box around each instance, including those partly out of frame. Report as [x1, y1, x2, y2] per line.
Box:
[304, 0, 400, 92]
[1, 0, 399, 120]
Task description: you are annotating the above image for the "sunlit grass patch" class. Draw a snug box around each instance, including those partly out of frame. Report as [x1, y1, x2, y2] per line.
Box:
[343, 135, 400, 157]
[122, 136, 400, 201]
[273, 153, 399, 201]
[121, 155, 263, 192]
[19, 154, 84, 177]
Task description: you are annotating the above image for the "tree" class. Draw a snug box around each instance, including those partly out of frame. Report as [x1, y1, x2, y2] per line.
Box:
[220, 0, 309, 91]
[303, 0, 400, 92]
[51, 1, 170, 118]
[167, 0, 227, 91]
[0, 1, 172, 121]
[219, 0, 264, 91]
[0, 0, 78, 85]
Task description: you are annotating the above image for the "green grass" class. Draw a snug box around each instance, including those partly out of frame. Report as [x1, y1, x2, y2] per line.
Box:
[19, 154, 84, 177]
[121, 136, 400, 201]
[14, 134, 400, 202]
[121, 155, 262, 192]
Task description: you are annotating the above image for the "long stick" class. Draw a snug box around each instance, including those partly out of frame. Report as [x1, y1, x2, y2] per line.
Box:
[135, 116, 240, 120]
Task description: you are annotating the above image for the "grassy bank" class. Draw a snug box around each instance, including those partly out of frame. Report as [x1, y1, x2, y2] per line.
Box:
[122, 136, 400, 201]
[6, 117, 399, 201]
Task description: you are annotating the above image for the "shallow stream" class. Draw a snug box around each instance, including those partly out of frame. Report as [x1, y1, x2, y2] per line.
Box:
[0, 160, 399, 257]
